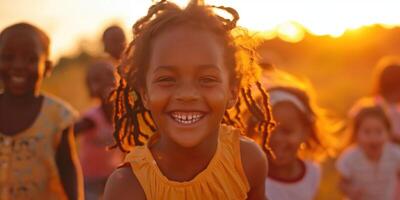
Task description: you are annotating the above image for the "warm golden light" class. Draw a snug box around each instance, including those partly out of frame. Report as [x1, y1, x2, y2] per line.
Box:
[170, 0, 190, 8]
[2, 0, 400, 59]
[206, 0, 400, 39]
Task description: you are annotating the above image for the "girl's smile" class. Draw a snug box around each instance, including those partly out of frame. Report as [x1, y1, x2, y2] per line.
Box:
[169, 111, 206, 125]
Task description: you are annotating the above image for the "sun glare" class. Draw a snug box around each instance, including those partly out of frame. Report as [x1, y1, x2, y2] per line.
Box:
[277, 21, 305, 43]
[171, 0, 190, 8]
[204, 0, 400, 41]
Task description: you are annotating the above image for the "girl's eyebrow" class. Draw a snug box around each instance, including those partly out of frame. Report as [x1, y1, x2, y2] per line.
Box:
[153, 64, 221, 72]
[198, 64, 221, 72]
[153, 65, 175, 73]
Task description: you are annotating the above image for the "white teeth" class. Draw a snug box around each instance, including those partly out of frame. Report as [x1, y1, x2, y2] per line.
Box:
[171, 112, 204, 125]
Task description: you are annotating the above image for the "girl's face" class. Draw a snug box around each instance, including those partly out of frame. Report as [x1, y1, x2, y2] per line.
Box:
[0, 31, 50, 97]
[269, 102, 309, 166]
[141, 26, 237, 148]
[357, 116, 389, 160]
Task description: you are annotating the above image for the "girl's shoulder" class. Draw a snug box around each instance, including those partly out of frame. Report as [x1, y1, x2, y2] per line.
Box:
[385, 142, 400, 154]
[303, 160, 322, 184]
[43, 94, 77, 116]
[336, 145, 363, 168]
[42, 94, 78, 129]
[104, 165, 146, 200]
[221, 125, 268, 177]
[337, 145, 361, 160]
[304, 160, 321, 173]
[336, 145, 363, 177]
[383, 142, 400, 162]
[239, 133, 268, 195]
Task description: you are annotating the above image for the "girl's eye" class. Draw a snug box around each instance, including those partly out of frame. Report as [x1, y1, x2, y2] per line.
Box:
[157, 77, 174, 82]
[155, 76, 176, 86]
[199, 76, 219, 85]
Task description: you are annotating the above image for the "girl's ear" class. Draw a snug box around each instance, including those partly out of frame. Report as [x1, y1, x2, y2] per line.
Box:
[139, 88, 150, 110]
[227, 85, 239, 109]
[44, 60, 53, 77]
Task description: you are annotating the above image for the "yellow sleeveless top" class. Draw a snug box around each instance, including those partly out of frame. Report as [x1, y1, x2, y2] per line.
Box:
[0, 95, 77, 200]
[125, 125, 250, 200]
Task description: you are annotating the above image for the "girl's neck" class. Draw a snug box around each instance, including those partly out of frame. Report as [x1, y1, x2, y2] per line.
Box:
[154, 132, 219, 161]
[268, 159, 305, 182]
[150, 132, 219, 182]
[363, 148, 384, 162]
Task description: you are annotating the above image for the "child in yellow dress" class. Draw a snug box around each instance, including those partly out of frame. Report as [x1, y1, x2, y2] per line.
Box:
[0, 23, 83, 200]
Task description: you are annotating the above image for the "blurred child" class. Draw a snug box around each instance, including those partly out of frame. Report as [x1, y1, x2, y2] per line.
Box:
[336, 99, 400, 200]
[373, 57, 400, 143]
[102, 25, 126, 76]
[74, 61, 122, 200]
[104, 1, 273, 199]
[247, 71, 339, 200]
[0, 23, 82, 200]
[102, 25, 126, 62]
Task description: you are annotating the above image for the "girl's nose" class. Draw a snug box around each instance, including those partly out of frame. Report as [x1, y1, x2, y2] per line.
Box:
[175, 83, 200, 102]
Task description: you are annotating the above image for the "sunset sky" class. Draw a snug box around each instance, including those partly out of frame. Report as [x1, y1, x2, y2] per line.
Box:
[1, 0, 400, 60]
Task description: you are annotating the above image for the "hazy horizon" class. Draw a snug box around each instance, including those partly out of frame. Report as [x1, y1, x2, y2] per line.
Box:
[2, 0, 400, 61]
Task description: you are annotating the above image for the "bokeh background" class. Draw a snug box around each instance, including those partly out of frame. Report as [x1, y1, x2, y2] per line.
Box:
[2, 0, 400, 199]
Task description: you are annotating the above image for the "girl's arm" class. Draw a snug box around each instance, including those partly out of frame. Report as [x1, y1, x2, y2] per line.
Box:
[55, 126, 84, 200]
[240, 138, 268, 200]
[104, 166, 146, 200]
[338, 175, 362, 200]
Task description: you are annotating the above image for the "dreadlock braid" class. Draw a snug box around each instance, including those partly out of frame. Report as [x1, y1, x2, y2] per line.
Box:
[233, 97, 245, 129]
[210, 5, 239, 31]
[255, 82, 276, 156]
[237, 85, 275, 156]
[112, 76, 154, 152]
